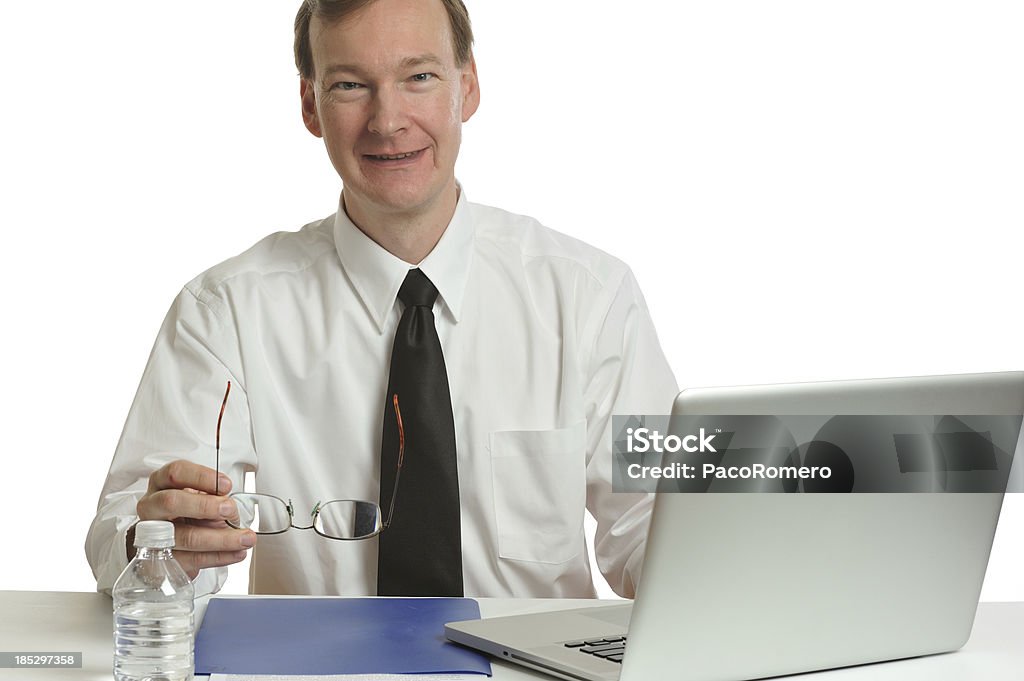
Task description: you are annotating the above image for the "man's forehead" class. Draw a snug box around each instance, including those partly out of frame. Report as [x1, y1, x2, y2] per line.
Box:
[308, 0, 456, 77]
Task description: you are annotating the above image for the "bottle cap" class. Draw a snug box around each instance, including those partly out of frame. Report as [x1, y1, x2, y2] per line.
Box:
[133, 520, 176, 549]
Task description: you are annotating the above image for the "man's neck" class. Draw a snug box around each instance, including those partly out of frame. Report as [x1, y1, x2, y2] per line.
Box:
[343, 183, 459, 265]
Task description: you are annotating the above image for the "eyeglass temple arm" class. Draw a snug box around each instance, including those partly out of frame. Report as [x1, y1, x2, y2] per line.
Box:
[216, 381, 232, 496]
[384, 393, 404, 527]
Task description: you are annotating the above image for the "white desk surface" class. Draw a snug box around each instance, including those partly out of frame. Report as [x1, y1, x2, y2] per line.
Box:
[0, 591, 1021, 680]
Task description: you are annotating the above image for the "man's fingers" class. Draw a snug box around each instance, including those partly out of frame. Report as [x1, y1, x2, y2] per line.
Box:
[174, 523, 257, 553]
[136, 459, 250, 579]
[174, 549, 249, 580]
[137, 488, 239, 523]
[148, 460, 232, 496]
[184, 517, 240, 530]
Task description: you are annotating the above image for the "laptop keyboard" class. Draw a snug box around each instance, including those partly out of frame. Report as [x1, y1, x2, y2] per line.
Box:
[563, 635, 627, 664]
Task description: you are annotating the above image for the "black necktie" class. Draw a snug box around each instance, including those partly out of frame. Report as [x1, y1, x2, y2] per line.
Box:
[377, 268, 463, 596]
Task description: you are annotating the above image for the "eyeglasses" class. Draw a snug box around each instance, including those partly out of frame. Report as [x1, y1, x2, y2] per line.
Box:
[214, 381, 405, 540]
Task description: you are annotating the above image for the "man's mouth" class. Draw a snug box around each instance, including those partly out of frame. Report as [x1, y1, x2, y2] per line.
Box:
[365, 149, 424, 161]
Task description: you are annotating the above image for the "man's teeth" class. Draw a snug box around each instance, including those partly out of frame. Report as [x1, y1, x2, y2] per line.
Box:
[372, 152, 416, 160]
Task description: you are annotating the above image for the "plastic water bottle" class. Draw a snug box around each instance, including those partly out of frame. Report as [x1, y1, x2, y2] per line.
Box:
[112, 520, 195, 681]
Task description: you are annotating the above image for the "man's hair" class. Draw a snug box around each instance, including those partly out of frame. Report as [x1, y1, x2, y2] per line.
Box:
[294, 0, 474, 80]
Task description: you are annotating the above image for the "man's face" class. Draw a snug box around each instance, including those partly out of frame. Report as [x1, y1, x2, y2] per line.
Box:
[300, 0, 479, 221]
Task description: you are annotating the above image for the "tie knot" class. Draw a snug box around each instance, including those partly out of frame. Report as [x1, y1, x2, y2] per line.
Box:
[398, 268, 439, 308]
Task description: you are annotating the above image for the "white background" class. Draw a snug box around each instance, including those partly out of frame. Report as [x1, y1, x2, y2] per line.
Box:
[0, 2, 1020, 600]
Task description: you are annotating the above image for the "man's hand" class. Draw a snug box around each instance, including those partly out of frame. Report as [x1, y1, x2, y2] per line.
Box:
[134, 460, 257, 580]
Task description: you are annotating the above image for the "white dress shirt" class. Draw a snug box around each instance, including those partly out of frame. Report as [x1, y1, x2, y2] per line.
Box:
[86, 189, 678, 598]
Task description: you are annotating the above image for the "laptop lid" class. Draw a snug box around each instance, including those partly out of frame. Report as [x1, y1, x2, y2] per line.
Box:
[622, 371, 1024, 681]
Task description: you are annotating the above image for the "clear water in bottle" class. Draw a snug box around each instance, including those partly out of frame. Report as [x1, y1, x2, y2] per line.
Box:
[113, 520, 195, 681]
[114, 599, 194, 681]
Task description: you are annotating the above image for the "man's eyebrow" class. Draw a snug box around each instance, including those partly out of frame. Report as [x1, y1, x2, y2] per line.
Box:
[321, 63, 365, 80]
[398, 54, 444, 70]
[320, 54, 444, 80]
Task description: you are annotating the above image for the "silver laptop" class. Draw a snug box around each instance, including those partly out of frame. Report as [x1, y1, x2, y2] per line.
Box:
[445, 371, 1024, 681]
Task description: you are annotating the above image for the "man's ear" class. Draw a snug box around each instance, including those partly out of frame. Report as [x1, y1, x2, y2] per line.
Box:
[300, 78, 323, 138]
[460, 55, 480, 123]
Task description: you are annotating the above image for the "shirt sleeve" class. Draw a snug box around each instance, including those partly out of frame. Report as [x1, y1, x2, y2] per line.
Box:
[84, 284, 257, 596]
[582, 267, 678, 598]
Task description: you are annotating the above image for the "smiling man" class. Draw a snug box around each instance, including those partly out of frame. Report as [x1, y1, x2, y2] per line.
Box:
[87, 0, 678, 599]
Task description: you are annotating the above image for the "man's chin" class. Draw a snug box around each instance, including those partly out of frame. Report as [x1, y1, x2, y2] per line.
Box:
[345, 182, 454, 220]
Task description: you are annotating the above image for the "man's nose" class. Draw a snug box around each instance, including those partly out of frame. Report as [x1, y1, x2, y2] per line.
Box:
[367, 88, 409, 137]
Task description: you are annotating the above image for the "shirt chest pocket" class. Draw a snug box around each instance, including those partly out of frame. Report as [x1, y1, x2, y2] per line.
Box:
[489, 421, 587, 564]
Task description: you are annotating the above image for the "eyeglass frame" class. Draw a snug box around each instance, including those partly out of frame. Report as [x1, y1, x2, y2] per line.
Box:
[213, 380, 406, 540]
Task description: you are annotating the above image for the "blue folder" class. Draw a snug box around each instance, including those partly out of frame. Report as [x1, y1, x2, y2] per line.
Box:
[195, 597, 491, 676]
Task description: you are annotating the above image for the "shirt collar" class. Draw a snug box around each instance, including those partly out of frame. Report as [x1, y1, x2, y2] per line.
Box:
[333, 188, 474, 333]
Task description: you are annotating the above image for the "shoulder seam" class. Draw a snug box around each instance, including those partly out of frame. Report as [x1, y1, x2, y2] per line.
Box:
[582, 266, 633, 378]
[182, 283, 228, 324]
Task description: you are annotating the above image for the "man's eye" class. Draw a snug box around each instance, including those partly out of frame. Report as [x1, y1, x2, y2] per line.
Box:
[334, 82, 363, 91]
[411, 73, 434, 83]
